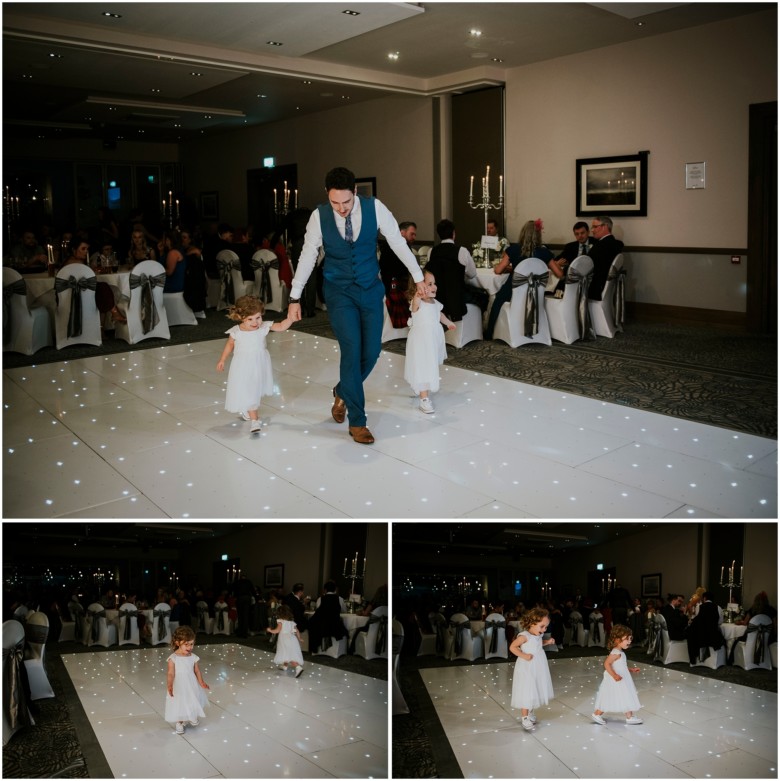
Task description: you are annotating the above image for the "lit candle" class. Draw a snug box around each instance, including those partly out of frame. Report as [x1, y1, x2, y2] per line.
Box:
[363, 557, 366, 572]
[175, 199, 180, 219]
[499, 175, 503, 199]
[469, 175, 474, 200]
[720, 565, 724, 581]
[162, 199, 166, 210]
[486, 165, 490, 193]
[740, 565, 743, 582]
[344, 557, 347, 572]
[294, 189, 298, 209]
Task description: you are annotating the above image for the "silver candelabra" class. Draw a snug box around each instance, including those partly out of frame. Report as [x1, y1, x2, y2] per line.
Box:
[467, 165, 503, 235]
[342, 551, 366, 604]
[719, 560, 743, 609]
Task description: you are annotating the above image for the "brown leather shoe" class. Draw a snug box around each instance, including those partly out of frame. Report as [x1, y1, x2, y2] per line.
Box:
[349, 426, 375, 445]
[331, 389, 346, 424]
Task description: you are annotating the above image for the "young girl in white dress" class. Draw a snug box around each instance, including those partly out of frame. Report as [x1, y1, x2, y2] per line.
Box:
[216, 295, 294, 433]
[403, 270, 455, 414]
[266, 605, 305, 678]
[592, 624, 643, 725]
[510, 607, 557, 731]
[165, 626, 209, 735]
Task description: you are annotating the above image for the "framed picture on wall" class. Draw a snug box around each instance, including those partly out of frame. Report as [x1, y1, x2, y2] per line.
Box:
[576, 153, 648, 216]
[641, 573, 662, 598]
[264, 563, 284, 588]
[200, 191, 219, 220]
[355, 177, 376, 198]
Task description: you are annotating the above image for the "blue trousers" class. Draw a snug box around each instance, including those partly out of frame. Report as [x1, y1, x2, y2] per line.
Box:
[324, 277, 384, 428]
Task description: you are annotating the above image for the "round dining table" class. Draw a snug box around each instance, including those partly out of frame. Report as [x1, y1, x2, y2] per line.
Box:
[720, 622, 748, 656]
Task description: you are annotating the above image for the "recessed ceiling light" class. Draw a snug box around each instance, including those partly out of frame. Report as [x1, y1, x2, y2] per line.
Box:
[102, 11, 122, 18]
[302, 80, 312, 85]
[48, 53, 63, 59]
[150, 88, 160, 93]
[257, 94, 267, 98]
[203, 114, 212, 119]
[388, 52, 399, 60]
[190, 72, 202, 77]
[342, 9, 360, 16]
[491, 57, 503, 63]
[636, 20, 645, 26]
[470, 28, 482, 37]
[266, 41, 283, 46]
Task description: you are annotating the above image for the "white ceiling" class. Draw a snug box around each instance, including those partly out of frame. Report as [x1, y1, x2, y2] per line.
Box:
[3, 2, 767, 143]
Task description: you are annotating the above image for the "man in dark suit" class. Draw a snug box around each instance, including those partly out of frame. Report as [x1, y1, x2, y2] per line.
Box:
[549, 221, 592, 279]
[283, 582, 308, 632]
[686, 591, 724, 664]
[307, 581, 348, 654]
[587, 216, 624, 300]
[379, 220, 417, 327]
[660, 594, 689, 641]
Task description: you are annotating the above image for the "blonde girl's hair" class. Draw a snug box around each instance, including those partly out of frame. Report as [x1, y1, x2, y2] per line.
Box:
[170, 624, 196, 651]
[517, 220, 543, 258]
[227, 295, 264, 322]
[520, 607, 548, 631]
[607, 623, 633, 650]
[406, 270, 432, 303]
[276, 604, 294, 621]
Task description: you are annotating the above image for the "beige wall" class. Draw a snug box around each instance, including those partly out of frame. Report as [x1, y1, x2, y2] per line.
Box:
[180, 94, 435, 237]
[503, 10, 776, 249]
[743, 522, 778, 608]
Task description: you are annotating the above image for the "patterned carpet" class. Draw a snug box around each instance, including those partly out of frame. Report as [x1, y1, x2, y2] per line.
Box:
[4, 308, 776, 438]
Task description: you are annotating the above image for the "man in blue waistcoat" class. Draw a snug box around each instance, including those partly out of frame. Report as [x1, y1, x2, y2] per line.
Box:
[287, 167, 425, 444]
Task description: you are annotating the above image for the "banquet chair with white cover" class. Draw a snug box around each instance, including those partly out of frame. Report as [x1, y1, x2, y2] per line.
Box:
[445, 303, 483, 349]
[381, 300, 410, 342]
[69, 601, 86, 644]
[212, 600, 232, 635]
[448, 612, 484, 661]
[770, 643, 777, 669]
[645, 613, 666, 661]
[568, 610, 587, 647]
[163, 291, 198, 326]
[588, 254, 626, 338]
[415, 613, 438, 657]
[3, 268, 52, 355]
[195, 601, 214, 635]
[662, 627, 689, 665]
[146, 603, 171, 646]
[57, 613, 75, 643]
[117, 602, 140, 646]
[314, 634, 348, 658]
[216, 250, 254, 311]
[392, 619, 410, 715]
[428, 612, 450, 658]
[733, 615, 773, 671]
[545, 255, 595, 344]
[53, 264, 102, 349]
[588, 610, 606, 647]
[3, 620, 34, 746]
[484, 613, 508, 659]
[355, 606, 389, 660]
[251, 249, 287, 312]
[693, 643, 726, 669]
[12, 605, 28, 624]
[115, 260, 170, 344]
[493, 257, 552, 348]
[416, 246, 431, 267]
[23, 611, 55, 700]
[85, 603, 117, 648]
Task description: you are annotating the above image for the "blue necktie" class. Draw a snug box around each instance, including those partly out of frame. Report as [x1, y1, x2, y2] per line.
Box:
[345, 213, 353, 244]
[580, 243, 587, 255]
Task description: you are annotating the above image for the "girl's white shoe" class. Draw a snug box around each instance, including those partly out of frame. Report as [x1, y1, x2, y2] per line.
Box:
[175, 722, 185, 734]
[419, 397, 434, 414]
[625, 716, 643, 725]
[528, 711, 537, 724]
[521, 716, 535, 731]
[591, 713, 606, 725]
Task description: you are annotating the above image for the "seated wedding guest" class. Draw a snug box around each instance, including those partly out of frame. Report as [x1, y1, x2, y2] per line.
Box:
[315, 583, 346, 613]
[485, 218, 553, 339]
[127, 226, 157, 266]
[587, 216, 624, 300]
[159, 229, 186, 293]
[686, 590, 725, 665]
[379, 220, 418, 328]
[351, 584, 389, 652]
[465, 598, 483, 621]
[181, 228, 208, 317]
[283, 583, 308, 632]
[547, 601, 565, 648]
[202, 222, 234, 279]
[12, 229, 47, 270]
[425, 218, 488, 325]
[660, 594, 688, 640]
[730, 591, 778, 661]
[90, 241, 116, 272]
[547, 221, 592, 294]
[307, 581, 348, 653]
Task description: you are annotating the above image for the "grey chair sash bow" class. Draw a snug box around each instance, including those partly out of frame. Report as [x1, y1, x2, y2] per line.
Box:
[215, 605, 228, 631]
[197, 606, 209, 630]
[645, 619, 657, 653]
[368, 614, 388, 655]
[512, 271, 549, 336]
[88, 608, 106, 643]
[120, 608, 138, 640]
[450, 619, 471, 656]
[651, 617, 665, 661]
[564, 268, 594, 340]
[589, 617, 604, 644]
[217, 259, 241, 306]
[129, 271, 166, 333]
[609, 266, 627, 332]
[55, 275, 97, 338]
[3, 279, 27, 345]
[3, 637, 33, 732]
[153, 609, 170, 642]
[570, 617, 582, 635]
[250, 257, 280, 304]
[485, 619, 506, 653]
[24, 623, 48, 649]
[746, 623, 771, 665]
[71, 603, 85, 639]
[430, 614, 446, 653]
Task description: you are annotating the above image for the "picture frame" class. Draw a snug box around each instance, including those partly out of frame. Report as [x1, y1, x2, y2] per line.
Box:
[641, 573, 662, 598]
[355, 177, 376, 198]
[264, 563, 284, 588]
[199, 191, 219, 220]
[576, 153, 648, 216]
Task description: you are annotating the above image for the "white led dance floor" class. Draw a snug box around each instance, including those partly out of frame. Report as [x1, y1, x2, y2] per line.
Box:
[4, 329, 776, 517]
[420, 656, 777, 778]
[62, 644, 387, 778]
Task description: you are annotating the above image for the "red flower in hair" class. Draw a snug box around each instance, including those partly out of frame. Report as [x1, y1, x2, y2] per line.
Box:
[534, 218, 544, 231]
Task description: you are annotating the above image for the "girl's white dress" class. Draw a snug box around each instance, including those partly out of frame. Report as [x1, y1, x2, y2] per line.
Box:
[511, 631, 554, 709]
[164, 652, 208, 723]
[273, 619, 304, 666]
[404, 298, 447, 394]
[594, 649, 642, 713]
[224, 323, 274, 413]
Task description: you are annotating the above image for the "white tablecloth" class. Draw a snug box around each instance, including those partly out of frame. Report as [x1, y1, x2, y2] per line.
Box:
[720, 623, 747, 655]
